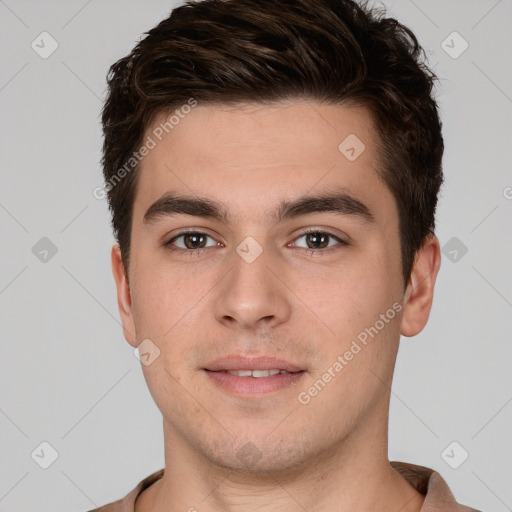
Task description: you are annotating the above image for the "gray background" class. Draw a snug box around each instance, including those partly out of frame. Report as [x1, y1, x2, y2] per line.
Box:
[1, 0, 511, 510]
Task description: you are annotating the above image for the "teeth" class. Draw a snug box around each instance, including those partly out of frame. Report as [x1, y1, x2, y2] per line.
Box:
[225, 369, 291, 377]
[229, 370, 253, 377]
[252, 370, 270, 378]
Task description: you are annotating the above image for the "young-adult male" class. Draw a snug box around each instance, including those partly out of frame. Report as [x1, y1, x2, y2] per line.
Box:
[91, 0, 481, 510]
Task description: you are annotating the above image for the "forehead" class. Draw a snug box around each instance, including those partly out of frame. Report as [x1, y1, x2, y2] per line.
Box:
[133, 99, 395, 226]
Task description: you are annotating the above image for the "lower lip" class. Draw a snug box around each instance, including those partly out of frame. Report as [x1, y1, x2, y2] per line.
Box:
[204, 370, 305, 395]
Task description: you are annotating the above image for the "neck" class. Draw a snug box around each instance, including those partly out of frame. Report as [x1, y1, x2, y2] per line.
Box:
[136, 401, 424, 512]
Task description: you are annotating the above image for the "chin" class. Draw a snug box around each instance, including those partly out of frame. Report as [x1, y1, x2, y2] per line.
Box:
[199, 432, 316, 476]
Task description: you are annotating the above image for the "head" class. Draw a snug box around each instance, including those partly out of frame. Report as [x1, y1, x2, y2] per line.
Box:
[103, 0, 443, 474]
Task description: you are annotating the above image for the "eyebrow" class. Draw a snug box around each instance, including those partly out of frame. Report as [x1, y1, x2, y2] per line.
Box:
[142, 188, 375, 227]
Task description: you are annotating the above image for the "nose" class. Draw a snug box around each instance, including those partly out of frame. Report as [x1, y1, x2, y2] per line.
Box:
[213, 241, 292, 332]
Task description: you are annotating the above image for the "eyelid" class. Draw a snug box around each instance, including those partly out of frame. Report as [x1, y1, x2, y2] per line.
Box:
[294, 226, 348, 240]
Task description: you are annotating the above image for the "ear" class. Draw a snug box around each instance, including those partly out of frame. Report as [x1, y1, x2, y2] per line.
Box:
[400, 234, 441, 337]
[111, 244, 137, 346]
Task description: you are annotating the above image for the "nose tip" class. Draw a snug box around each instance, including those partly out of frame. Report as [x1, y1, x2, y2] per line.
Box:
[213, 247, 292, 331]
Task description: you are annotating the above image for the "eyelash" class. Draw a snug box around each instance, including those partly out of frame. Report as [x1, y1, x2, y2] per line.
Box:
[165, 228, 347, 257]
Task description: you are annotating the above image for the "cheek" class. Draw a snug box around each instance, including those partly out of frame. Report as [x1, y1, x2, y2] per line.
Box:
[312, 242, 403, 367]
[129, 247, 209, 337]
[129, 260, 220, 382]
[130, 277, 177, 346]
[320, 250, 398, 328]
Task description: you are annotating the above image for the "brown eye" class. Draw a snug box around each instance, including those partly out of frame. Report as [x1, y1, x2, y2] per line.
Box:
[305, 232, 329, 249]
[166, 232, 218, 252]
[292, 231, 346, 251]
[182, 233, 208, 249]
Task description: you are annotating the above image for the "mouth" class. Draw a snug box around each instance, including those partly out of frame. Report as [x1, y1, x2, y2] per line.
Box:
[217, 369, 298, 377]
[204, 356, 306, 395]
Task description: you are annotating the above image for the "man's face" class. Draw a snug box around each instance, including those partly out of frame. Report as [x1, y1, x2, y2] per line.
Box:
[115, 100, 411, 472]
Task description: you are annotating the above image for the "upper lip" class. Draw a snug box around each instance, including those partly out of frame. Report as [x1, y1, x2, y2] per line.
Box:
[205, 355, 304, 373]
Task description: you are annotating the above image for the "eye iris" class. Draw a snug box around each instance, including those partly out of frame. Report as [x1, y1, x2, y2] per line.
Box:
[184, 233, 207, 249]
[306, 233, 329, 249]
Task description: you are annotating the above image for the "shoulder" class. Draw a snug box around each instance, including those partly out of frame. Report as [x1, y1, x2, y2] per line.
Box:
[86, 468, 165, 512]
[391, 461, 482, 511]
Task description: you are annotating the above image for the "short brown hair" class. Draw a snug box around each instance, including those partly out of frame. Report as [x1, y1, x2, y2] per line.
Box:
[101, 0, 444, 287]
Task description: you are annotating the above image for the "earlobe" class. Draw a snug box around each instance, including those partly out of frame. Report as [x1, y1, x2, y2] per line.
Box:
[400, 235, 441, 337]
[111, 244, 137, 346]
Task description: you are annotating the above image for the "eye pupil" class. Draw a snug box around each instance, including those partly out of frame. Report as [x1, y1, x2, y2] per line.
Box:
[184, 233, 206, 249]
[306, 232, 329, 249]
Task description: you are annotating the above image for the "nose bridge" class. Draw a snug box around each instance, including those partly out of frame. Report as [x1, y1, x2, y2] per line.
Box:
[214, 238, 290, 329]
